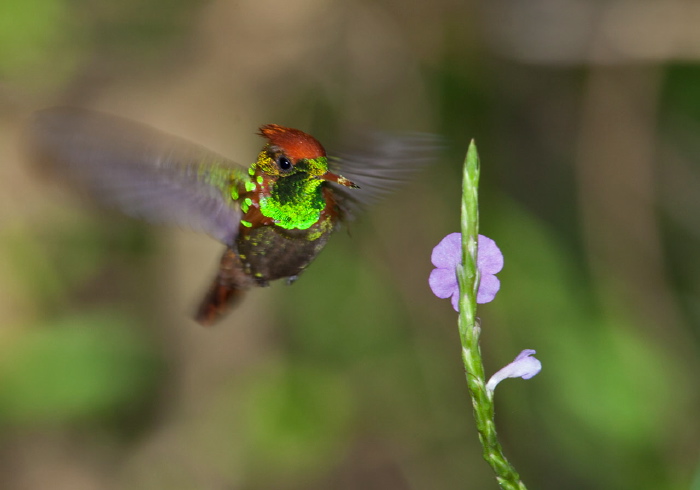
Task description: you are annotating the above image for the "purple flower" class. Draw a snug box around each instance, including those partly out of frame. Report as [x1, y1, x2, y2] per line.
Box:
[486, 350, 542, 393]
[429, 233, 503, 310]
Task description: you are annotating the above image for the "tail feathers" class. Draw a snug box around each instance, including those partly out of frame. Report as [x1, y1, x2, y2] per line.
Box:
[195, 282, 246, 326]
[194, 248, 252, 326]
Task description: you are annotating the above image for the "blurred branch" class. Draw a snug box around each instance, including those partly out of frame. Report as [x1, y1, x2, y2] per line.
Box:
[485, 0, 700, 65]
[574, 64, 695, 350]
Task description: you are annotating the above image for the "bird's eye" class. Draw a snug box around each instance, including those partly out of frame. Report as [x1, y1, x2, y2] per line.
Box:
[277, 155, 292, 171]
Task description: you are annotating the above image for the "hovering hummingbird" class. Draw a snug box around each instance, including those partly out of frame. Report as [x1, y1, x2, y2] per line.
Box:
[27, 108, 438, 325]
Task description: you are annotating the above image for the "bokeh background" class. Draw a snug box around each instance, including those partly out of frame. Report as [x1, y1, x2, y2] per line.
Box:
[1, 0, 699, 489]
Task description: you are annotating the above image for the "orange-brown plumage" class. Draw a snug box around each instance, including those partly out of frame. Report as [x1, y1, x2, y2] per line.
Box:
[258, 124, 326, 161]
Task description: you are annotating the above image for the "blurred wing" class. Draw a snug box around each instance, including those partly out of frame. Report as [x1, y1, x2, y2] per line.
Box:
[26, 108, 246, 246]
[327, 130, 443, 220]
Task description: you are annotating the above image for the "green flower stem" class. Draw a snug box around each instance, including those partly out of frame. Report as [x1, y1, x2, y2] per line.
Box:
[457, 141, 527, 490]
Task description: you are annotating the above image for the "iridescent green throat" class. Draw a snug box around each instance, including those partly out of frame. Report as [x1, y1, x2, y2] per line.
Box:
[259, 164, 327, 230]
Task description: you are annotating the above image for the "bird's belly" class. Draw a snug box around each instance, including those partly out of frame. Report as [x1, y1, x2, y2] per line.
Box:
[236, 220, 333, 285]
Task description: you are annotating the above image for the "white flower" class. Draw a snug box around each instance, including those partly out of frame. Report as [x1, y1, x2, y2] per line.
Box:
[486, 350, 542, 393]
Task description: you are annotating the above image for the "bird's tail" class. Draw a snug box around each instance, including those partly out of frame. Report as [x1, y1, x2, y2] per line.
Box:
[195, 248, 252, 326]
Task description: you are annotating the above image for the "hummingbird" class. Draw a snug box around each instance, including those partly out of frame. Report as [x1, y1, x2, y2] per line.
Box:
[26, 108, 437, 325]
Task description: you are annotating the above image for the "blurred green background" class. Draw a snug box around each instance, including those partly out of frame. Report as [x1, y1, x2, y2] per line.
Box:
[1, 0, 699, 489]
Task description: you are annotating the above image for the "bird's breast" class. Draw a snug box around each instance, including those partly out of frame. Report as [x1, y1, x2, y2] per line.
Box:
[236, 215, 335, 285]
